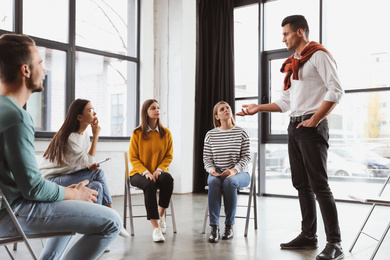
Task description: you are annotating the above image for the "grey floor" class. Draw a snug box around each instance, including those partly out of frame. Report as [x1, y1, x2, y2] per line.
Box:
[2, 193, 390, 260]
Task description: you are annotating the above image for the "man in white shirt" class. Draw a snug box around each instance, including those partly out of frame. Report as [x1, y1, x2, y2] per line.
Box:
[237, 15, 344, 260]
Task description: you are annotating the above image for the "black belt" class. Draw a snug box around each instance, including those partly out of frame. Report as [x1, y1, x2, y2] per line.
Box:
[290, 114, 314, 123]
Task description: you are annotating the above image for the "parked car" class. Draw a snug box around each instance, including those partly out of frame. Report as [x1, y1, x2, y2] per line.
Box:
[330, 147, 390, 178]
[266, 149, 288, 172]
[283, 151, 371, 177]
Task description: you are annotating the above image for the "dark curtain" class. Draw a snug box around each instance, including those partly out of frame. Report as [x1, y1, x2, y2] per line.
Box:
[193, 0, 235, 192]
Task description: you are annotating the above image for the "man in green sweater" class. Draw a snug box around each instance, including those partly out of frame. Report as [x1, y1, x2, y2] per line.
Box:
[0, 33, 121, 259]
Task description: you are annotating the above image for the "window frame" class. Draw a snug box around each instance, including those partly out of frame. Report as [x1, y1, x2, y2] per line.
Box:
[0, 0, 140, 140]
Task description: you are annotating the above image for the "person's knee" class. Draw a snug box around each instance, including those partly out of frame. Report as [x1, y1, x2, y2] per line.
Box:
[88, 181, 103, 193]
[93, 168, 105, 179]
[208, 177, 221, 188]
[223, 178, 238, 189]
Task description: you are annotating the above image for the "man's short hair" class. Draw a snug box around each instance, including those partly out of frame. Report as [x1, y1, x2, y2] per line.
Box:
[281, 15, 309, 37]
[0, 34, 36, 83]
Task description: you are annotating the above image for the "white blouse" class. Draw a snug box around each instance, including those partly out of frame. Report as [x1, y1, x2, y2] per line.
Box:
[39, 132, 95, 179]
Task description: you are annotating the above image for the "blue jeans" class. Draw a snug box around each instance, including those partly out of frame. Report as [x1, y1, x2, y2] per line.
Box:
[207, 171, 250, 226]
[48, 169, 113, 206]
[0, 199, 121, 260]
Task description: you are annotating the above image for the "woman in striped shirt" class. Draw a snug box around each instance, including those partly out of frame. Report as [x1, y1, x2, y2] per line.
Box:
[203, 101, 251, 243]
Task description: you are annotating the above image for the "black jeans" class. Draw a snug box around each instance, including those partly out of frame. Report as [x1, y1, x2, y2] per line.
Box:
[130, 172, 174, 220]
[288, 118, 341, 243]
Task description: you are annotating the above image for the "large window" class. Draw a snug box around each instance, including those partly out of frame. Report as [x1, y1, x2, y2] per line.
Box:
[234, 0, 390, 200]
[0, 0, 139, 138]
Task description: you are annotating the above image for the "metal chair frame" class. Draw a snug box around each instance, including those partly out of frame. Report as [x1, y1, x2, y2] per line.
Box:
[349, 174, 390, 260]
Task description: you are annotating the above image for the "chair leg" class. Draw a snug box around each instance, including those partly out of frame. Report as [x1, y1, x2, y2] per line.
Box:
[126, 179, 135, 236]
[244, 180, 253, 237]
[169, 198, 177, 233]
[202, 203, 209, 234]
[13, 243, 17, 251]
[253, 178, 258, 230]
[4, 245, 15, 260]
[123, 176, 128, 229]
[369, 220, 390, 260]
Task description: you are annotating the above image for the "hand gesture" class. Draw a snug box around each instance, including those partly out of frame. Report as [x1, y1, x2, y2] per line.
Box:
[236, 104, 258, 116]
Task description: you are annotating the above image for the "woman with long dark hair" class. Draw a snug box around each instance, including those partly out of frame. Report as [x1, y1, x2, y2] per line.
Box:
[39, 98, 129, 238]
[128, 99, 174, 242]
[203, 101, 251, 243]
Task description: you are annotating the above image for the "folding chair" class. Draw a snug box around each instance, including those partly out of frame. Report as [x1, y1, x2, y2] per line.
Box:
[0, 188, 75, 260]
[123, 152, 177, 236]
[202, 152, 258, 237]
[349, 174, 390, 260]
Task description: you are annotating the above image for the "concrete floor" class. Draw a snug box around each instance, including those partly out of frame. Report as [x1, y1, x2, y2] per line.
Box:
[2, 193, 390, 260]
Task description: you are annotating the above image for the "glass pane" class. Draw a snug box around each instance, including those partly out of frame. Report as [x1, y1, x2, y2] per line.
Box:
[27, 48, 66, 132]
[234, 4, 258, 98]
[76, 0, 137, 57]
[269, 58, 289, 134]
[0, 0, 13, 31]
[75, 52, 137, 137]
[235, 99, 259, 154]
[324, 0, 390, 90]
[265, 143, 295, 195]
[23, 0, 69, 42]
[264, 0, 319, 51]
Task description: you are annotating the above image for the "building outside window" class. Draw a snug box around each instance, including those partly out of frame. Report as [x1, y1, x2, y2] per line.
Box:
[0, 0, 139, 138]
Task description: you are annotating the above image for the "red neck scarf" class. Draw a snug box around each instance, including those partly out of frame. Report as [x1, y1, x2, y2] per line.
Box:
[280, 41, 333, 91]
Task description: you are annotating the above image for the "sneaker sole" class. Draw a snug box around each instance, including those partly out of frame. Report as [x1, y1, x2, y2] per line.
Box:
[281, 245, 318, 250]
[316, 253, 344, 260]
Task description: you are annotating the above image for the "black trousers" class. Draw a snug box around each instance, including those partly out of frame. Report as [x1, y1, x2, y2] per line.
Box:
[130, 172, 174, 220]
[288, 118, 341, 243]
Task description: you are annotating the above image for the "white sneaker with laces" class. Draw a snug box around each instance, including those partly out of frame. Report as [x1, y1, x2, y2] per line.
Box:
[152, 228, 165, 242]
[119, 227, 130, 238]
[159, 216, 167, 234]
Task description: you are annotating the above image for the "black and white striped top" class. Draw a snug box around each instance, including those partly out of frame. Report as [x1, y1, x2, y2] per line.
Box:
[203, 125, 251, 174]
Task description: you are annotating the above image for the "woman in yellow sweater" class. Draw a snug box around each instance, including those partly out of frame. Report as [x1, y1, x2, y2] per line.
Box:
[128, 99, 174, 242]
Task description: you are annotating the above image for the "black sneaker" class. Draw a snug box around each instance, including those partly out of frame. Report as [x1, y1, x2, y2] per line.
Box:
[280, 233, 318, 249]
[208, 225, 220, 243]
[316, 243, 344, 260]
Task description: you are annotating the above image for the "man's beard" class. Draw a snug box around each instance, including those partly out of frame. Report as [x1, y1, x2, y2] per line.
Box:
[27, 76, 44, 93]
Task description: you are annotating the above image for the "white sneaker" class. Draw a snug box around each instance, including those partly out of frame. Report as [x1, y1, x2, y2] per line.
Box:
[159, 216, 167, 234]
[152, 228, 165, 242]
[119, 227, 130, 238]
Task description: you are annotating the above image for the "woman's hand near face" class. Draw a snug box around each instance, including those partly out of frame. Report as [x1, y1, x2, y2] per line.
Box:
[91, 117, 101, 137]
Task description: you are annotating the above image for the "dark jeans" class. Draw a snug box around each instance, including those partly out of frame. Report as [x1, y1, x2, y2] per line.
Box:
[288, 118, 341, 243]
[130, 172, 174, 220]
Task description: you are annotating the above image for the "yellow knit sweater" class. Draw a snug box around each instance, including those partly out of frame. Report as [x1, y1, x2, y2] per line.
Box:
[128, 127, 173, 177]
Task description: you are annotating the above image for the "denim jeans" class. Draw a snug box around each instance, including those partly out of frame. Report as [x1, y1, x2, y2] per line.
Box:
[0, 199, 121, 260]
[48, 169, 113, 206]
[207, 171, 250, 226]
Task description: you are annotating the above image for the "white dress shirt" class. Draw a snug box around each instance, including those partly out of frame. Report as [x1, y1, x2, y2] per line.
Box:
[274, 46, 344, 117]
